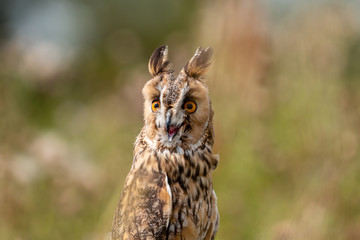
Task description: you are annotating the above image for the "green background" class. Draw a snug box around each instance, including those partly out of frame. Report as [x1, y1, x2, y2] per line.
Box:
[1, 0, 360, 239]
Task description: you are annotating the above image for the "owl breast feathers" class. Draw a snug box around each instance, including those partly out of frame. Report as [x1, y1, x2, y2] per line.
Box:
[111, 46, 219, 240]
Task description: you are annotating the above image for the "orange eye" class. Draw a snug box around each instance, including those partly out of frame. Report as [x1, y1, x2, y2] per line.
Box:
[183, 101, 197, 113]
[151, 100, 160, 112]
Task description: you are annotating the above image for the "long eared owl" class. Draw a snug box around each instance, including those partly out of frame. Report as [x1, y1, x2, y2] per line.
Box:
[111, 46, 219, 240]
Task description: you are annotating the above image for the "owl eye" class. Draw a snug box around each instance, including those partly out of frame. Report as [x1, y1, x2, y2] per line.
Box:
[183, 101, 197, 113]
[151, 100, 160, 112]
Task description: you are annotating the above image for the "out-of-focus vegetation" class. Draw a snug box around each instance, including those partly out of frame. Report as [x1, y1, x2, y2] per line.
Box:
[1, 0, 360, 239]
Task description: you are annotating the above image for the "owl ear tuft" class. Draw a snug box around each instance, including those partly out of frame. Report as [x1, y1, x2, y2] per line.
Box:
[148, 45, 171, 76]
[183, 47, 213, 79]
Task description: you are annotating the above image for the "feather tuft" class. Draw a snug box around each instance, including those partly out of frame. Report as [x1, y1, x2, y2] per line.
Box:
[183, 47, 213, 79]
[148, 45, 172, 76]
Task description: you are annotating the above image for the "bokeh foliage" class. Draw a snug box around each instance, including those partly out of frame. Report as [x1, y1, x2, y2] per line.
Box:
[1, 0, 360, 239]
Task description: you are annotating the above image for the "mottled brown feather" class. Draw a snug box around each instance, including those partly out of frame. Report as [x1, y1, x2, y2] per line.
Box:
[112, 46, 219, 240]
[148, 45, 172, 77]
[184, 47, 213, 79]
[112, 169, 172, 240]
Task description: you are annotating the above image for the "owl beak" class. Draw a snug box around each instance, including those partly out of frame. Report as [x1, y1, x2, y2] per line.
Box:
[167, 125, 180, 141]
[166, 117, 180, 141]
[166, 109, 181, 141]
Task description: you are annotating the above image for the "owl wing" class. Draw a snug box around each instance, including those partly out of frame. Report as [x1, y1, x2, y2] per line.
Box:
[112, 169, 172, 240]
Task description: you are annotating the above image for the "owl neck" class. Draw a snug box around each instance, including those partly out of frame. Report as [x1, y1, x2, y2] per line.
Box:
[131, 125, 218, 180]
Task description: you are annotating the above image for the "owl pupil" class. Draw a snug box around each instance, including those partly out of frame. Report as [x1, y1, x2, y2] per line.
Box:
[187, 103, 193, 109]
[155, 103, 159, 108]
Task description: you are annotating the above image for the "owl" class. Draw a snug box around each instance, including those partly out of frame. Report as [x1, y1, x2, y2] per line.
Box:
[111, 46, 219, 240]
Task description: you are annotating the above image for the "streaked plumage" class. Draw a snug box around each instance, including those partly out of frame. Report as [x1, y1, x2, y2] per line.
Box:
[112, 46, 219, 240]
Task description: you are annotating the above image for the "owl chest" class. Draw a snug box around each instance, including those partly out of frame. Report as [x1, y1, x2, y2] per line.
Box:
[166, 174, 215, 240]
[134, 146, 218, 239]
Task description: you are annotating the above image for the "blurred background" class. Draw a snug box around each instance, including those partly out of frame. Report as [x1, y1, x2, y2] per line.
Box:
[1, 0, 360, 239]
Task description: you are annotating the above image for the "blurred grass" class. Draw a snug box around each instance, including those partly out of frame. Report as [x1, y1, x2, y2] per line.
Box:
[1, 0, 360, 239]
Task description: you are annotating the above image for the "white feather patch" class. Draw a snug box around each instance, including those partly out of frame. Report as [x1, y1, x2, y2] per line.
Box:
[164, 175, 172, 228]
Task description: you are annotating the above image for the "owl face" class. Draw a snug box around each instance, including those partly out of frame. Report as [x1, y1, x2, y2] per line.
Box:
[142, 46, 213, 150]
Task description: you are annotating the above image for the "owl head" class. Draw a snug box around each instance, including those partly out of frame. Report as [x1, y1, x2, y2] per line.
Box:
[142, 45, 214, 150]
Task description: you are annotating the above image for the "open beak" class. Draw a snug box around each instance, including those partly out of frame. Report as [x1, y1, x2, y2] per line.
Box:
[167, 125, 181, 141]
[165, 109, 182, 142]
[166, 116, 181, 141]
